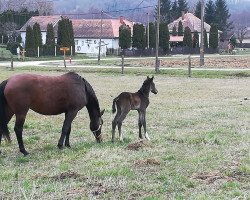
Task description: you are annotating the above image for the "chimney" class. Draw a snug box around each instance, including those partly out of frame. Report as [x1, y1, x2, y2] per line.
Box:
[120, 16, 125, 24]
[181, 11, 185, 20]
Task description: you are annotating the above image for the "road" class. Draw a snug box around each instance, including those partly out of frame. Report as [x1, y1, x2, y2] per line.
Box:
[0, 55, 250, 71]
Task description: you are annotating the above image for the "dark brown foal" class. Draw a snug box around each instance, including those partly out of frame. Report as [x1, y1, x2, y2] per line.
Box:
[112, 76, 158, 142]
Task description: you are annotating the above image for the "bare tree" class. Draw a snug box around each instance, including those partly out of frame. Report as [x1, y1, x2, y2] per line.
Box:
[237, 26, 247, 47]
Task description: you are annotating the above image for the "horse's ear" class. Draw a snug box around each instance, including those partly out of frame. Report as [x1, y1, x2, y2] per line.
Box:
[147, 76, 150, 79]
[100, 109, 105, 116]
[151, 76, 154, 80]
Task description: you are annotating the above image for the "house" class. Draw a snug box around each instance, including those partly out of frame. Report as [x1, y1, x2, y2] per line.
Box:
[19, 15, 134, 56]
[19, 15, 61, 47]
[236, 27, 250, 48]
[168, 12, 221, 46]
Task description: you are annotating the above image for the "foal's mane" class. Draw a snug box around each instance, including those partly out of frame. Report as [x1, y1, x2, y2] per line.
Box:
[138, 78, 151, 95]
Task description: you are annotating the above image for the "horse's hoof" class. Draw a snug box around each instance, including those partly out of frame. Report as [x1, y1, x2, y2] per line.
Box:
[22, 151, 29, 156]
[65, 144, 71, 148]
[58, 145, 63, 149]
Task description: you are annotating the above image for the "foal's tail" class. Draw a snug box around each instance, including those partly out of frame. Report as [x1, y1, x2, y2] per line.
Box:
[0, 80, 9, 143]
[112, 97, 119, 114]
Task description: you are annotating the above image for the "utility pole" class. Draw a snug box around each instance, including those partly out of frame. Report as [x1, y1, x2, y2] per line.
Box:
[200, 0, 205, 66]
[155, 0, 160, 72]
[147, 12, 149, 49]
[98, 10, 104, 64]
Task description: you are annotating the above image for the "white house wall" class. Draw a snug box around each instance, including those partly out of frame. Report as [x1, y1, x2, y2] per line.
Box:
[20, 31, 47, 47]
[74, 38, 119, 55]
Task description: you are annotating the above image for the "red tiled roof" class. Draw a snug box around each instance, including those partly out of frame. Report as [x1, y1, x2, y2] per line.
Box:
[168, 13, 211, 33]
[72, 19, 133, 38]
[19, 15, 61, 31]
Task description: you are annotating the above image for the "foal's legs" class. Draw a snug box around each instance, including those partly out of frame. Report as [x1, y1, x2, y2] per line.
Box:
[14, 113, 29, 156]
[112, 107, 121, 142]
[58, 110, 77, 149]
[138, 110, 150, 140]
[117, 110, 129, 142]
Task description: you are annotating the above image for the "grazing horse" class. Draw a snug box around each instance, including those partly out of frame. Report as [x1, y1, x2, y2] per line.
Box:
[112, 76, 158, 142]
[0, 72, 105, 156]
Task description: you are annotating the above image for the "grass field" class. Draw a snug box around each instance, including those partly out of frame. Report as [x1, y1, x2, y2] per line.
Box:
[0, 67, 249, 199]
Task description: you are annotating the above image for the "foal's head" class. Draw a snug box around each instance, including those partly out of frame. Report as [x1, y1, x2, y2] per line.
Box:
[147, 76, 158, 94]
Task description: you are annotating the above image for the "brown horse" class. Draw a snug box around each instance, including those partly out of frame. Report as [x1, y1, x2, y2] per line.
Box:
[0, 72, 104, 156]
[112, 76, 158, 142]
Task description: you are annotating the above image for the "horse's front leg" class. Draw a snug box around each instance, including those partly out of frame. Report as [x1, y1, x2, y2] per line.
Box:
[142, 111, 150, 140]
[64, 125, 71, 148]
[14, 114, 29, 156]
[138, 111, 143, 140]
[58, 110, 77, 149]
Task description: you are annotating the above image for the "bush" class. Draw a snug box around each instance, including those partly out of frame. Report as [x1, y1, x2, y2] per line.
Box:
[6, 42, 20, 55]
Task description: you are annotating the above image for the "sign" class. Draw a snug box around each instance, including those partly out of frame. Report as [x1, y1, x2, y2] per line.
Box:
[60, 47, 70, 51]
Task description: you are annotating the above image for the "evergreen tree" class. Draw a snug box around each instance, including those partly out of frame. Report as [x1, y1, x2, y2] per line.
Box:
[149, 22, 156, 48]
[178, 21, 183, 36]
[171, 0, 179, 21]
[45, 23, 55, 56]
[194, 1, 201, 19]
[177, 0, 189, 18]
[57, 17, 75, 54]
[33, 22, 42, 47]
[119, 25, 131, 49]
[183, 26, 192, 47]
[204, 29, 208, 48]
[205, 0, 215, 25]
[214, 0, 233, 38]
[16, 35, 22, 43]
[229, 35, 237, 47]
[132, 23, 146, 49]
[25, 25, 35, 56]
[46, 23, 55, 45]
[159, 22, 170, 54]
[172, 25, 177, 36]
[159, 0, 172, 23]
[193, 31, 199, 48]
[209, 24, 219, 49]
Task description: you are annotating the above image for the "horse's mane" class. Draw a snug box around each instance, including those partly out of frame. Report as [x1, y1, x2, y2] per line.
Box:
[138, 78, 151, 95]
[82, 78, 101, 113]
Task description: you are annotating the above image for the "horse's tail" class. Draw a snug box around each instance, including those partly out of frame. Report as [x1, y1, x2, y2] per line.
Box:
[0, 80, 9, 142]
[112, 97, 119, 114]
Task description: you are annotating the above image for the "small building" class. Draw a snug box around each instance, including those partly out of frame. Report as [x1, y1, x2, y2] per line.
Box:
[19, 15, 134, 56]
[19, 15, 61, 47]
[168, 12, 220, 47]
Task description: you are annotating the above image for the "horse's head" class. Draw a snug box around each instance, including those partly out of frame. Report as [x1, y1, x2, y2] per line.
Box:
[91, 109, 105, 143]
[147, 76, 158, 94]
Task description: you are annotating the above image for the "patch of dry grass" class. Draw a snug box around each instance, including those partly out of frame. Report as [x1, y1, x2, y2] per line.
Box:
[0, 68, 249, 199]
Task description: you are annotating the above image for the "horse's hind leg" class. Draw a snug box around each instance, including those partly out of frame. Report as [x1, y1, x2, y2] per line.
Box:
[58, 110, 77, 149]
[112, 106, 122, 142]
[0, 106, 13, 145]
[14, 113, 29, 156]
[117, 110, 129, 142]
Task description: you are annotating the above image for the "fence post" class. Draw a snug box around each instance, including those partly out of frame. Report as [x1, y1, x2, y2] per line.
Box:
[55, 46, 57, 57]
[121, 55, 124, 74]
[188, 55, 191, 77]
[37, 46, 40, 58]
[10, 55, 13, 70]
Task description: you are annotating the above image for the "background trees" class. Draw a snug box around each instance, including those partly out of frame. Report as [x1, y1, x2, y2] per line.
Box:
[57, 17, 75, 55]
[209, 24, 219, 49]
[132, 23, 146, 50]
[119, 25, 131, 50]
[159, 22, 170, 54]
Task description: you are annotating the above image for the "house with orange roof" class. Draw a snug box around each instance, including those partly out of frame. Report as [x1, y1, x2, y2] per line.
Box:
[19, 16, 134, 56]
[168, 12, 221, 46]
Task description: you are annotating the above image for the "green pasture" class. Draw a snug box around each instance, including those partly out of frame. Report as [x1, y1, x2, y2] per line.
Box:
[0, 67, 249, 199]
